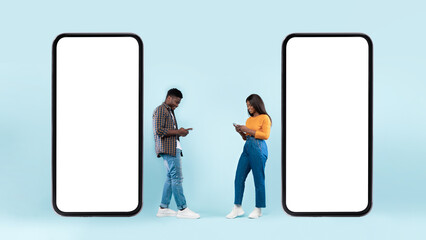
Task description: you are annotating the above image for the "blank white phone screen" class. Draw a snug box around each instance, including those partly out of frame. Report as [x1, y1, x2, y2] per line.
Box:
[285, 36, 370, 213]
[55, 36, 140, 213]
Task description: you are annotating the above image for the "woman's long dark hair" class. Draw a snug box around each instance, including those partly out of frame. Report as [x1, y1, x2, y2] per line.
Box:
[246, 94, 272, 124]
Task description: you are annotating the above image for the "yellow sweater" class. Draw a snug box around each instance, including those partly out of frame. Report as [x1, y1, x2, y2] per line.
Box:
[246, 114, 271, 140]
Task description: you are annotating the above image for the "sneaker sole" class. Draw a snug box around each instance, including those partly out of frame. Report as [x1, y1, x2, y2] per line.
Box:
[156, 213, 177, 217]
[248, 213, 262, 219]
[176, 215, 200, 219]
[226, 211, 245, 219]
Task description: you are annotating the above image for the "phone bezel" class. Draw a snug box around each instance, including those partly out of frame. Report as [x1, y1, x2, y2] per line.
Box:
[52, 33, 143, 217]
[282, 33, 373, 217]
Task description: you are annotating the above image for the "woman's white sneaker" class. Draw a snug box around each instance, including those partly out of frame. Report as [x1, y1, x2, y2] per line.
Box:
[248, 208, 262, 219]
[156, 207, 177, 217]
[226, 205, 245, 219]
[176, 208, 200, 219]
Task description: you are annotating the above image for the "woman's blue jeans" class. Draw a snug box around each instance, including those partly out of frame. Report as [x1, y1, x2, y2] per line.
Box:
[234, 136, 268, 208]
[160, 149, 187, 210]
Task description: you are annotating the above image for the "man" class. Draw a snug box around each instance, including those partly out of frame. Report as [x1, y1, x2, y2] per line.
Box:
[153, 88, 200, 219]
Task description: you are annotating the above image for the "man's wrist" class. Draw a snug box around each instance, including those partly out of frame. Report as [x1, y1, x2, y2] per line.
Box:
[166, 129, 180, 136]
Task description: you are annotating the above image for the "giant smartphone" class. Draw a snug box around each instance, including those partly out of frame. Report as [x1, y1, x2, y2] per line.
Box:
[52, 33, 143, 216]
[283, 33, 372, 216]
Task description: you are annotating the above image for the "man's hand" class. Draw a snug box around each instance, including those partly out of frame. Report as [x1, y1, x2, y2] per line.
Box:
[178, 127, 193, 137]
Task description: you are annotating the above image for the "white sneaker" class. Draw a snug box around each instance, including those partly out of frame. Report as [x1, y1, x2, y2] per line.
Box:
[176, 208, 200, 219]
[226, 205, 245, 219]
[156, 207, 177, 217]
[248, 208, 262, 219]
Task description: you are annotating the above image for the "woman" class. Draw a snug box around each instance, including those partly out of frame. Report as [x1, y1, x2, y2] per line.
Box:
[226, 94, 272, 219]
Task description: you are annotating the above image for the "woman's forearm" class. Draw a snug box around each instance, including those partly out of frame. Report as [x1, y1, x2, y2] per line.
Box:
[238, 131, 247, 140]
[244, 128, 256, 137]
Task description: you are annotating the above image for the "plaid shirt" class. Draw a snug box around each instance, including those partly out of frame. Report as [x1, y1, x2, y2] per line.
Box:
[153, 102, 182, 157]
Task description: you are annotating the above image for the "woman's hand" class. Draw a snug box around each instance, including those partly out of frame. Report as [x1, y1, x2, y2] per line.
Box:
[235, 125, 247, 140]
[238, 125, 256, 137]
[238, 125, 249, 133]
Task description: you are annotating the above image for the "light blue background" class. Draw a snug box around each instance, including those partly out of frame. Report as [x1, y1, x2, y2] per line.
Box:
[1, 0, 425, 239]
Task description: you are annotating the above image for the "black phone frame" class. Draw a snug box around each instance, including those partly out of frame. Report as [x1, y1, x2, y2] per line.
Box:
[282, 33, 373, 217]
[52, 33, 143, 217]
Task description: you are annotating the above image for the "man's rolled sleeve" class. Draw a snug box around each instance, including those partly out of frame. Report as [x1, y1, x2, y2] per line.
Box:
[153, 108, 169, 138]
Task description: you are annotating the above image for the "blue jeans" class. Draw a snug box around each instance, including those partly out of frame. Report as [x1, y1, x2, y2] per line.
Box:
[160, 149, 187, 210]
[234, 136, 268, 208]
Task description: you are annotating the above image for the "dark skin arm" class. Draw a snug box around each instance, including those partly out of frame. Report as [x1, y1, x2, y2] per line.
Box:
[238, 125, 256, 137]
[166, 128, 193, 137]
[235, 125, 257, 140]
[235, 125, 247, 140]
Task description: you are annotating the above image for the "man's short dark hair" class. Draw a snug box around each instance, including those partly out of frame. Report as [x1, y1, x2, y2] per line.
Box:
[167, 88, 183, 99]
